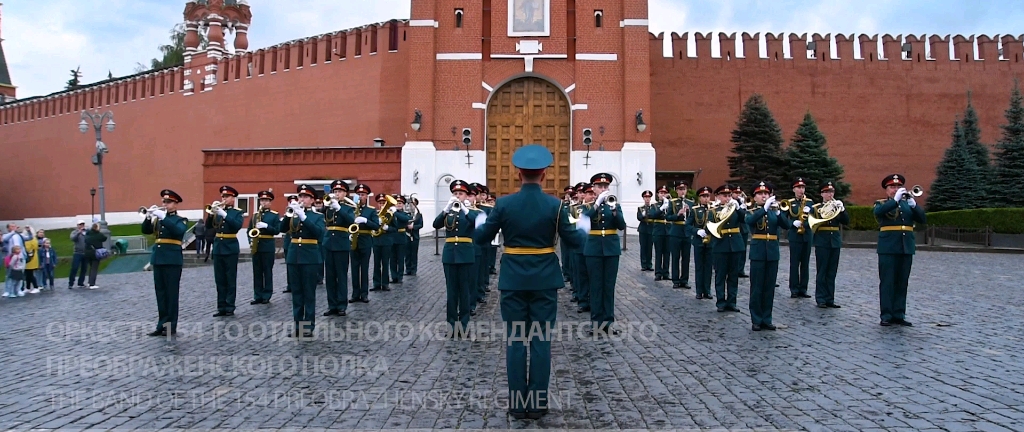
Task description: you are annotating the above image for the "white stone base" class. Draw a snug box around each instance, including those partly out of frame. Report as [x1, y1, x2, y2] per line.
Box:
[403, 141, 656, 236]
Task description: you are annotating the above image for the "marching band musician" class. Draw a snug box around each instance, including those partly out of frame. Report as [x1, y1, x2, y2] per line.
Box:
[404, 197, 423, 276]
[434, 180, 476, 336]
[371, 193, 397, 292]
[282, 184, 326, 338]
[560, 185, 577, 282]
[582, 173, 627, 335]
[469, 183, 491, 304]
[389, 194, 412, 284]
[786, 178, 814, 298]
[745, 182, 789, 331]
[465, 185, 487, 313]
[686, 186, 715, 300]
[649, 185, 671, 281]
[141, 189, 187, 337]
[207, 185, 244, 317]
[666, 181, 693, 289]
[710, 185, 747, 313]
[476, 185, 498, 278]
[281, 195, 299, 293]
[637, 190, 654, 272]
[874, 174, 926, 327]
[813, 181, 849, 309]
[323, 181, 356, 317]
[572, 183, 594, 313]
[248, 190, 280, 305]
[314, 194, 326, 286]
[729, 184, 750, 278]
[350, 184, 380, 303]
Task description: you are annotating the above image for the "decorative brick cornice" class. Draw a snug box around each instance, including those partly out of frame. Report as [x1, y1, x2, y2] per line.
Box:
[202, 146, 402, 166]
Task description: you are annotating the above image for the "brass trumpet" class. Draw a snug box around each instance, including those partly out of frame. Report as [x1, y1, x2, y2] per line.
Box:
[605, 194, 618, 206]
[776, 200, 791, 212]
[138, 205, 166, 216]
[204, 201, 223, 214]
[909, 185, 924, 198]
[450, 200, 463, 213]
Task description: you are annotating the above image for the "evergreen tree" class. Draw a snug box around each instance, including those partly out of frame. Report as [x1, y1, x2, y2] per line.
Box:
[783, 112, 852, 202]
[135, 23, 209, 73]
[65, 67, 82, 90]
[959, 94, 993, 200]
[929, 119, 978, 211]
[992, 81, 1024, 207]
[727, 94, 788, 193]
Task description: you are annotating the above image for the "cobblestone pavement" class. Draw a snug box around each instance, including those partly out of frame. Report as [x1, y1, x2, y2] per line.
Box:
[1, 237, 1023, 431]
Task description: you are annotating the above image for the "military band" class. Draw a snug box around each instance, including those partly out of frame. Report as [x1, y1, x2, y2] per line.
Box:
[248, 190, 280, 305]
[350, 184, 380, 303]
[874, 174, 925, 327]
[281, 195, 299, 294]
[745, 182, 789, 331]
[666, 181, 693, 289]
[560, 185, 577, 282]
[283, 184, 326, 338]
[710, 185, 747, 312]
[649, 185, 671, 280]
[686, 187, 715, 299]
[582, 173, 627, 334]
[637, 190, 654, 271]
[389, 195, 410, 284]
[141, 189, 187, 336]
[323, 181, 356, 316]
[435, 180, 477, 335]
[812, 181, 849, 308]
[208, 185, 244, 317]
[786, 178, 814, 298]
[405, 197, 423, 276]
[572, 183, 593, 313]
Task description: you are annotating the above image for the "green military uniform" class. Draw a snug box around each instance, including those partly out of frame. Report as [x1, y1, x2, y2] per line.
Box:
[389, 195, 412, 283]
[636, 190, 655, 271]
[207, 185, 244, 316]
[812, 181, 850, 308]
[350, 185, 380, 303]
[786, 178, 814, 297]
[472, 145, 584, 419]
[873, 174, 926, 326]
[710, 185, 747, 312]
[323, 181, 356, 316]
[434, 180, 477, 333]
[371, 193, 396, 291]
[666, 183, 694, 288]
[559, 186, 577, 282]
[281, 197, 296, 293]
[248, 190, 281, 305]
[283, 185, 327, 337]
[405, 205, 424, 276]
[649, 185, 671, 280]
[745, 182, 790, 331]
[685, 187, 715, 299]
[583, 173, 627, 333]
[571, 187, 592, 312]
[315, 198, 326, 285]
[141, 189, 187, 336]
[468, 199, 486, 311]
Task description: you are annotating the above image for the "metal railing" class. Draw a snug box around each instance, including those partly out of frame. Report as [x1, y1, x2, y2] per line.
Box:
[926, 226, 992, 247]
[111, 235, 149, 254]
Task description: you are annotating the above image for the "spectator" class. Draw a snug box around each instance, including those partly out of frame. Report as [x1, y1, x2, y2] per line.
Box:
[203, 220, 215, 262]
[193, 221, 206, 256]
[69, 220, 88, 289]
[23, 226, 40, 294]
[3, 245, 25, 297]
[39, 239, 57, 290]
[3, 224, 29, 295]
[83, 223, 107, 289]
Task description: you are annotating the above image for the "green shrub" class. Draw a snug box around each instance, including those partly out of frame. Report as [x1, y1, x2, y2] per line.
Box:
[925, 208, 1024, 234]
[844, 206, 878, 231]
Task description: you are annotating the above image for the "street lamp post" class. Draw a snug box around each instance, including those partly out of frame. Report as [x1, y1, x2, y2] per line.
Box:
[79, 110, 115, 241]
[90, 188, 96, 222]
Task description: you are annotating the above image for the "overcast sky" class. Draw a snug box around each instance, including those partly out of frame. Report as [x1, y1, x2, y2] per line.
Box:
[3, 0, 1020, 98]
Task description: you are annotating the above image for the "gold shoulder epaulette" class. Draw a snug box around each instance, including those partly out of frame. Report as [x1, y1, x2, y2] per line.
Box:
[268, 210, 279, 214]
[875, 199, 887, 205]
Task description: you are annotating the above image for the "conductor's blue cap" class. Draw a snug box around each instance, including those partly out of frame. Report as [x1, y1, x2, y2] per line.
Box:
[511, 144, 553, 170]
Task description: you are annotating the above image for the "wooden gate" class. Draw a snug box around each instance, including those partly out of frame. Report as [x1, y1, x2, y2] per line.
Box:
[486, 77, 571, 197]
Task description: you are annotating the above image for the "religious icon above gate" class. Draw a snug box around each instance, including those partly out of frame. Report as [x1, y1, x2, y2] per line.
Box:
[508, 0, 550, 37]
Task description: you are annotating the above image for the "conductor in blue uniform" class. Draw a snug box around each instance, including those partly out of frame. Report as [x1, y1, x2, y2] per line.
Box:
[473, 144, 583, 420]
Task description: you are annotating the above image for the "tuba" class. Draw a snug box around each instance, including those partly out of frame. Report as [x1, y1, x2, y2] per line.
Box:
[371, 195, 399, 236]
[248, 206, 266, 254]
[808, 200, 846, 232]
[705, 200, 738, 239]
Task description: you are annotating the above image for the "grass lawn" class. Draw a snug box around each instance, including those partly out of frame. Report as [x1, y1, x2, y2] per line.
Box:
[2, 224, 148, 282]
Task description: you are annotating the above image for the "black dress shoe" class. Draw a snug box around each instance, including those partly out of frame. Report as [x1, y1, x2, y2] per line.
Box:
[762, 323, 777, 330]
[817, 304, 828, 308]
[717, 307, 726, 312]
[726, 306, 741, 312]
[283, 289, 292, 293]
[213, 311, 228, 317]
[739, 273, 749, 278]
[360, 298, 369, 303]
[826, 303, 841, 308]
[672, 282, 682, 288]
[654, 275, 664, 281]
[526, 409, 549, 419]
[791, 294, 800, 298]
[224, 312, 234, 316]
[323, 310, 338, 316]
[508, 411, 528, 420]
[798, 294, 812, 298]
[350, 297, 360, 303]
[250, 300, 261, 305]
[894, 319, 913, 327]
[381, 286, 391, 291]
[751, 325, 762, 331]
[148, 329, 166, 337]
[577, 306, 590, 313]
[880, 320, 893, 326]
[682, 283, 691, 289]
[338, 311, 346, 316]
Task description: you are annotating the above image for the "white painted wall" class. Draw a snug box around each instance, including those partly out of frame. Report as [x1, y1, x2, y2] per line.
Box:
[569, 142, 657, 234]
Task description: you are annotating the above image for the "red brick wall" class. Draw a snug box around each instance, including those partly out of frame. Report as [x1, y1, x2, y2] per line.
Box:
[651, 32, 1024, 205]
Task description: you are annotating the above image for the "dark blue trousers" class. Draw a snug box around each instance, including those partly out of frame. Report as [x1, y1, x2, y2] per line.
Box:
[500, 289, 557, 414]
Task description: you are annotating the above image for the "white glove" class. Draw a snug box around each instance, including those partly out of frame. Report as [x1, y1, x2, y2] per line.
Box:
[151, 209, 166, 220]
[793, 220, 803, 228]
[388, 207, 396, 215]
[475, 212, 487, 228]
[894, 188, 906, 201]
[803, 206, 812, 213]
[381, 224, 389, 231]
[596, 191, 611, 206]
[295, 206, 307, 221]
[330, 201, 341, 211]
[354, 216, 367, 224]
[352, 195, 361, 205]
[576, 214, 592, 232]
[460, 203, 469, 215]
[764, 196, 776, 209]
[737, 199, 747, 210]
[215, 208, 228, 218]
[660, 201, 669, 211]
[697, 229, 707, 238]
[908, 197, 917, 208]
[256, 222, 268, 229]
[774, 210, 781, 216]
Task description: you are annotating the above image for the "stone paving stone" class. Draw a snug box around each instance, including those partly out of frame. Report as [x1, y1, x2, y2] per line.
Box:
[0, 239, 1022, 429]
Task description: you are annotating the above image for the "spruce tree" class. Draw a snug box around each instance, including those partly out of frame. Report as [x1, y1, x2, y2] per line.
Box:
[992, 81, 1024, 207]
[783, 112, 852, 202]
[929, 119, 976, 211]
[727, 94, 787, 193]
[960, 94, 993, 201]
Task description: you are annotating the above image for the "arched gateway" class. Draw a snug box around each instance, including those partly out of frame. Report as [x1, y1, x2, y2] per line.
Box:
[486, 77, 571, 197]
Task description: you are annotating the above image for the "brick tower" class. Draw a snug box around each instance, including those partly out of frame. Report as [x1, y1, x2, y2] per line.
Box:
[181, 0, 252, 93]
[0, 2, 16, 103]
